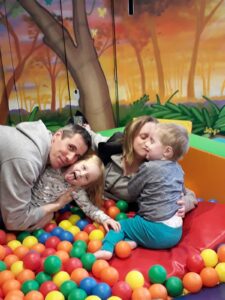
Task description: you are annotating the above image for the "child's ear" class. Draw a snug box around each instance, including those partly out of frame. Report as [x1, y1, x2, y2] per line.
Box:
[164, 146, 174, 159]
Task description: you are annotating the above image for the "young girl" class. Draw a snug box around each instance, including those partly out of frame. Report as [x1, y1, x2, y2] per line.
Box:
[94, 123, 189, 260]
[30, 153, 120, 232]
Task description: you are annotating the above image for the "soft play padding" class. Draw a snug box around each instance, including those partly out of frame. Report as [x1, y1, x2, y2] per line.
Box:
[110, 202, 225, 283]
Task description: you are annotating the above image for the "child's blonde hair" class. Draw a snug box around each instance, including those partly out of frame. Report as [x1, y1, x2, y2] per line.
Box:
[156, 123, 189, 161]
[82, 153, 105, 207]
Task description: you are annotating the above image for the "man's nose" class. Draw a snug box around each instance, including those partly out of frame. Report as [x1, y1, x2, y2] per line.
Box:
[66, 152, 78, 164]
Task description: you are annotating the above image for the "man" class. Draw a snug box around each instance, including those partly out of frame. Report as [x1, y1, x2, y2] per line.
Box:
[0, 120, 91, 231]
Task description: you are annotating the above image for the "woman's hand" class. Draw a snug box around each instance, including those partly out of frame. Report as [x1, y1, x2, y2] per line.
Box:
[103, 218, 121, 232]
[176, 197, 185, 218]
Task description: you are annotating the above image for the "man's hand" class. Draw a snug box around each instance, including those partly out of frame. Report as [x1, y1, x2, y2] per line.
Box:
[103, 218, 121, 232]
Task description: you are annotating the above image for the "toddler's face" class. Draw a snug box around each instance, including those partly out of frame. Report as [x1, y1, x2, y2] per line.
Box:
[145, 130, 167, 161]
[64, 159, 100, 187]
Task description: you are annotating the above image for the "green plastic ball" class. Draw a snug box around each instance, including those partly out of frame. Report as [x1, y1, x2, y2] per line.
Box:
[44, 255, 62, 275]
[17, 231, 30, 242]
[148, 264, 167, 284]
[60, 280, 77, 297]
[71, 206, 85, 218]
[115, 212, 128, 221]
[73, 240, 88, 250]
[32, 228, 45, 239]
[0, 261, 7, 271]
[116, 200, 129, 212]
[35, 271, 52, 285]
[165, 276, 183, 297]
[81, 253, 96, 271]
[68, 287, 87, 300]
[70, 246, 86, 258]
[21, 279, 39, 294]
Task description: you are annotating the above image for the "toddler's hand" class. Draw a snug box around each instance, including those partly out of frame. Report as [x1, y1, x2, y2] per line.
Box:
[103, 218, 121, 232]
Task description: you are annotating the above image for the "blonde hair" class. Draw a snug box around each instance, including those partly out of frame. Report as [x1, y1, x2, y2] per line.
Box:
[82, 153, 105, 207]
[156, 123, 189, 161]
[123, 115, 158, 165]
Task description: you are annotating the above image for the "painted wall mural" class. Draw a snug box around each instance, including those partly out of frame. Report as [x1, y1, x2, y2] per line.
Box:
[0, 0, 225, 135]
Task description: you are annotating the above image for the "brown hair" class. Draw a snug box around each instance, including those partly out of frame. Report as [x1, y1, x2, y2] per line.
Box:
[156, 123, 189, 161]
[82, 153, 105, 207]
[123, 115, 158, 165]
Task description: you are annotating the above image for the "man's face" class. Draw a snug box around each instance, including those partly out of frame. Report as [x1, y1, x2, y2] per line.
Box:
[49, 131, 88, 169]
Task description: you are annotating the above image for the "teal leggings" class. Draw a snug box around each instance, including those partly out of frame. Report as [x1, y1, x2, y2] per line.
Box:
[102, 215, 182, 253]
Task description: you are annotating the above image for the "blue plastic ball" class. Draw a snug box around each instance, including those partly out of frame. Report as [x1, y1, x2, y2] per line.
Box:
[51, 226, 65, 238]
[38, 232, 51, 244]
[76, 219, 90, 230]
[59, 230, 74, 242]
[79, 277, 97, 295]
[92, 282, 112, 300]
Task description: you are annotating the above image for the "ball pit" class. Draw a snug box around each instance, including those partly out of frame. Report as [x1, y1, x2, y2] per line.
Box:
[0, 200, 224, 299]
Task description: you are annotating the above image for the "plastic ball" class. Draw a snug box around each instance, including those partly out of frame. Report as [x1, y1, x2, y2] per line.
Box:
[21, 279, 39, 294]
[24, 290, 44, 300]
[200, 248, 218, 267]
[84, 223, 97, 234]
[22, 236, 38, 248]
[81, 252, 96, 271]
[4, 254, 19, 268]
[44, 255, 62, 275]
[52, 271, 70, 287]
[75, 231, 89, 242]
[55, 250, 70, 263]
[107, 297, 122, 300]
[107, 206, 120, 219]
[104, 199, 116, 209]
[116, 212, 128, 221]
[38, 232, 51, 244]
[63, 257, 83, 274]
[125, 270, 145, 290]
[45, 291, 65, 300]
[217, 244, 225, 262]
[10, 260, 24, 276]
[45, 236, 61, 249]
[76, 219, 90, 230]
[87, 239, 102, 253]
[148, 264, 167, 284]
[116, 200, 129, 212]
[0, 229, 7, 244]
[79, 276, 98, 295]
[32, 229, 45, 239]
[131, 287, 151, 300]
[44, 222, 57, 232]
[70, 206, 85, 218]
[68, 214, 81, 225]
[60, 280, 77, 298]
[7, 240, 22, 251]
[89, 229, 104, 241]
[92, 259, 109, 279]
[58, 220, 72, 230]
[200, 267, 219, 287]
[41, 247, 56, 257]
[115, 241, 132, 259]
[92, 282, 112, 299]
[57, 241, 73, 253]
[186, 252, 205, 273]
[73, 239, 88, 250]
[4, 290, 24, 300]
[39, 281, 58, 297]
[182, 272, 202, 293]
[112, 280, 132, 300]
[0, 260, 7, 271]
[70, 245, 86, 258]
[23, 251, 41, 272]
[35, 271, 52, 285]
[59, 230, 74, 243]
[85, 297, 101, 300]
[68, 288, 87, 300]
[100, 266, 119, 286]
[148, 283, 168, 299]
[70, 267, 89, 285]
[215, 262, 225, 282]
[165, 276, 183, 297]
[51, 227, 65, 238]
[31, 243, 45, 254]
[0, 270, 15, 287]
[0, 244, 6, 260]
[17, 269, 36, 284]
[2, 278, 21, 297]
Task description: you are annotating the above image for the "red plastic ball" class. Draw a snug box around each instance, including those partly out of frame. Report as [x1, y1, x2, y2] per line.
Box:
[39, 281, 58, 297]
[83, 224, 97, 234]
[44, 223, 57, 232]
[45, 236, 61, 249]
[63, 257, 82, 274]
[0, 230, 7, 245]
[112, 280, 132, 300]
[23, 251, 41, 272]
[186, 252, 205, 273]
[104, 199, 116, 209]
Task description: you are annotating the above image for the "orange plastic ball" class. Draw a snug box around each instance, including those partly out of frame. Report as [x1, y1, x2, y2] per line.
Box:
[115, 241, 132, 259]
[0, 245, 6, 260]
[132, 287, 151, 300]
[183, 272, 203, 293]
[87, 240, 102, 253]
[16, 269, 36, 284]
[57, 241, 73, 253]
[4, 254, 19, 268]
[92, 259, 109, 279]
[0, 270, 15, 286]
[75, 231, 89, 243]
[217, 245, 225, 262]
[31, 243, 46, 254]
[100, 266, 119, 286]
[54, 250, 70, 263]
[2, 279, 21, 297]
[13, 245, 29, 259]
[4, 290, 24, 300]
[70, 267, 89, 285]
[5, 233, 17, 243]
[24, 290, 44, 300]
[200, 267, 219, 287]
[149, 283, 168, 299]
[107, 206, 120, 219]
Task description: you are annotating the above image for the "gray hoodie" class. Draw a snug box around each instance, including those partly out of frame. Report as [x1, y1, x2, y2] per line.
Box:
[0, 120, 52, 230]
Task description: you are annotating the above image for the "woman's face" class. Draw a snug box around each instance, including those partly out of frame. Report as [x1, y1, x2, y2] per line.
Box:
[133, 122, 157, 160]
[64, 159, 100, 187]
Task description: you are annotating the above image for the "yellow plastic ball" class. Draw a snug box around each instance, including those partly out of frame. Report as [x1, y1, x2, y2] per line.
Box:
[125, 270, 145, 290]
[7, 240, 22, 250]
[68, 214, 81, 224]
[22, 236, 38, 248]
[67, 225, 80, 236]
[107, 297, 122, 300]
[58, 220, 72, 230]
[89, 229, 104, 241]
[200, 249, 218, 267]
[45, 290, 65, 300]
[215, 262, 225, 282]
[85, 296, 101, 300]
[52, 271, 70, 287]
[10, 260, 24, 276]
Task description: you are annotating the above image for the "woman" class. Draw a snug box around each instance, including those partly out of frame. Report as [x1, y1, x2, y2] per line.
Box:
[81, 115, 197, 213]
